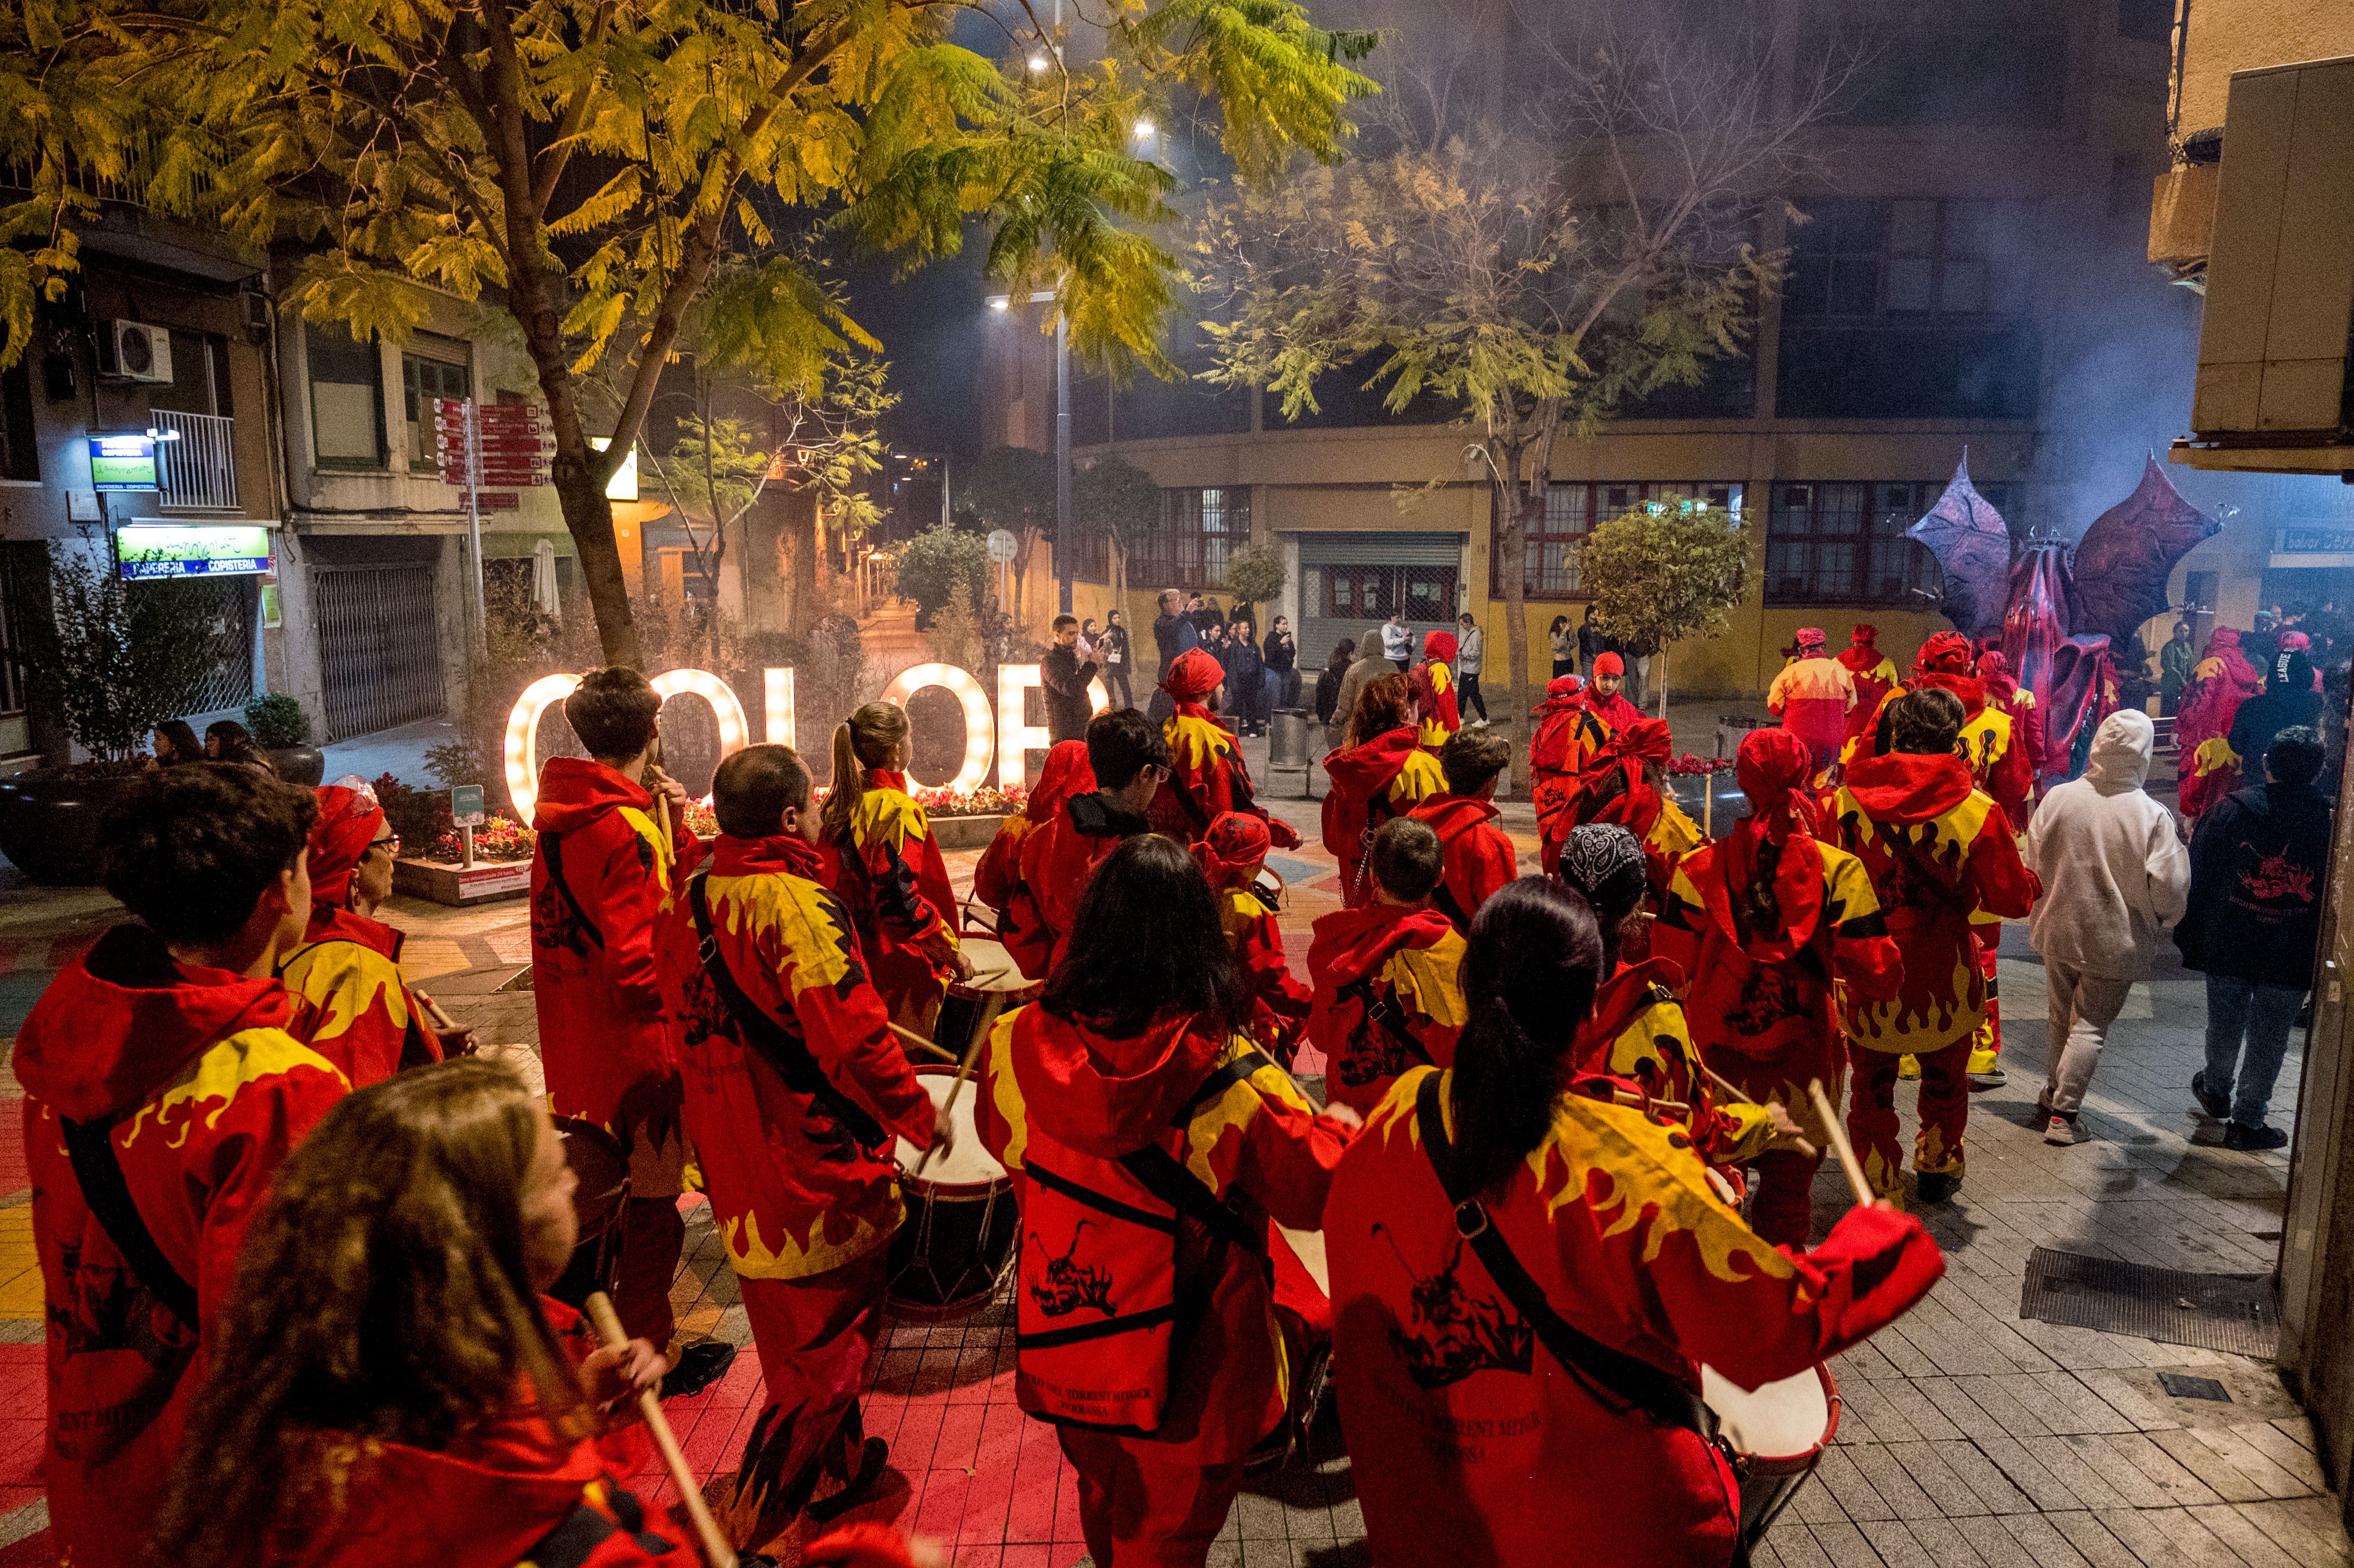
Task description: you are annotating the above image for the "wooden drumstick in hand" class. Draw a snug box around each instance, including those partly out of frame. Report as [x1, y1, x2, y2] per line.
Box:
[916, 994, 1005, 1175]
[1807, 1078, 1874, 1206]
[584, 1292, 736, 1568]
[888, 1023, 958, 1063]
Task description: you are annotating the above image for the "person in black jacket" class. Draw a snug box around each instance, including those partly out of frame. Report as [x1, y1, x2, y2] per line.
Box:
[1100, 609, 1135, 708]
[1315, 639, 1356, 729]
[1225, 617, 1268, 736]
[1149, 589, 1201, 723]
[1264, 616, 1301, 713]
[2179, 726, 2332, 1151]
[1041, 615, 1100, 744]
[2229, 650, 2321, 771]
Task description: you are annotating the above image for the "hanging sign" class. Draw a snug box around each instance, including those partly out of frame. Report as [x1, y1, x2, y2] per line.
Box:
[89, 433, 159, 492]
[115, 524, 274, 580]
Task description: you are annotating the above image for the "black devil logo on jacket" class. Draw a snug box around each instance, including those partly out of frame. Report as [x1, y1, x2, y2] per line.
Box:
[1027, 1221, 1117, 1317]
[1376, 1223, 1535, 1389]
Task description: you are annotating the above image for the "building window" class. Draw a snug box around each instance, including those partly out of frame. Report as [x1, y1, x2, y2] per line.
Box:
[0, 363, 35, 482]
[1822, 7, 2065, 129]
[401, 345, 472, 474]
[1129, 487, 1250, 590]
[1764, 480, 2015, 608]
[1321, 565, 1460, 624]
[1494, 481, 1743, 600]
[307, 324, 384, 469]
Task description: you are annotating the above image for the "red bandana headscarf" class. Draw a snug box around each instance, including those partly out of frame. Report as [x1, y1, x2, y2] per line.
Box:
[1977, 648, 2020, 707]
[1567, 717, 1673, 833]
[309, 783, 386, 911]
[1162, 646, 1224, 705]
[1913, 630, 1974, 675]
[1193, 809, 1272, 890]
[1722, 727, 1826, 953]
[1421, 631, 1458, 664]
[1591, 651, 1624, 677]
[1794, 626, 1827, 653]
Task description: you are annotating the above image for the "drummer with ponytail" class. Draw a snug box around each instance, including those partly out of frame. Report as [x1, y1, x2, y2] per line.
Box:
[820, 701, 972, 1032]
[1325, 878, 1946, 1568]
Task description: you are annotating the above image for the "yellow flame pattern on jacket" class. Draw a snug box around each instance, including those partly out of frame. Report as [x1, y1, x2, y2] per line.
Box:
[116, 1028, 349, 1151]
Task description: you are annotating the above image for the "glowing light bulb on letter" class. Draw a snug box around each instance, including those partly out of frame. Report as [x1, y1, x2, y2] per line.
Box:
[504, 673, 583, 825]
[650, 669, 750, 759]
[879, 662, 995, 795]
[763, 668, 795, 744]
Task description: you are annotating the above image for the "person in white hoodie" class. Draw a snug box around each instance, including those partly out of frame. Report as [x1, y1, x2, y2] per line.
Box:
[2024, 709, 2191, 1145]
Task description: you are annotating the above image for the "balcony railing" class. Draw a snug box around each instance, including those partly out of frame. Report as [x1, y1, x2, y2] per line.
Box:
[151, 408, 239, 511]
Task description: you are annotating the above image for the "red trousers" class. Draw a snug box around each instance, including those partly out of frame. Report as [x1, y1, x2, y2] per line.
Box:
[1848, 1039, 1970, 1200]
[617, 1194, 684, 1350]
[726, 1249, 892, 1537]
[1972, 930, 2004, 1063]
[1712, 1036, 1842, 1250]
[1057, 1426, 1249, 1568]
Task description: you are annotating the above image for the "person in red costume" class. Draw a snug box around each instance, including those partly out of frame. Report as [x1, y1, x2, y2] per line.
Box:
[530, 667, 725, 1390]
[803, 1524, 942, 1568]
[974, 738, 1095, 980]
[1528, 673, 1606, 877]
[1411, 629, 1461, 750]
[1020, 708, 1169, 975]
[19, 766, 346, 1568]
[1553, 823, 1785, 1175]
[1766, 626, 1855, 775]
[1309, 817, 1470, 1116]
[278, 780, 463, 1087]
[1193, 810, 1314, 1065]
[819, 700, 972, 1031]
[1829, 689, 2042, 1205]
[1408, 727, 1520, 932]
[976, 834, 1359, 1568]
[1149, 646, 1298, 850]
[1552, 714, 1702, 910]
[1654, 730, 1904, 1246]
[661, 746, 951, 1546]
[1322, 672, 1447, 907]
[1837, 623, 1901, 747]
[151, 1060, 707, 1568]
[2177, 625, 2266, 819]
[1325, 878, 1945, 1568]
[1583, 649, 1643, 731]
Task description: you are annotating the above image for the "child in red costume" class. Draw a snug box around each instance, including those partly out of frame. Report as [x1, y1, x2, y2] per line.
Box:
[1150, 646, 1297, 850]
[1322, 672, 1446, 907]
[19, 767, 345, 1568]
[530, 668, 716, 1379]
[977, 835, 1358, 1568]
[1408, 727, 1520, 932]
[1411, 630, 1461, 751]
[1019, 709, 1169, 976]
[1829, 689, 2041, 1204]
[974, 738, 1095, 981]
[1309, 817, 1470, 1115]
[819, 700, 970, 1031]
[1194, 811, 1314, 1064]
[1326, 878, 1945, 1568]
[152, 1060, 686, 1568]
[1654, 730, 1904, 1246]
[662, 746, 948, 1545]
[278, 780, 459, 1086]
[1529, 673, 1607, 876]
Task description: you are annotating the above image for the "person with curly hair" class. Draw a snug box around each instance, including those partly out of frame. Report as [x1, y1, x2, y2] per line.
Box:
[1320, 672, 1446, 908]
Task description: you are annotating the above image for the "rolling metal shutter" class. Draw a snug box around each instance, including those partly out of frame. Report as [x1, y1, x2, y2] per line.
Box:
[1297, 531, 1466, 668]
[312, 564, 446, 740]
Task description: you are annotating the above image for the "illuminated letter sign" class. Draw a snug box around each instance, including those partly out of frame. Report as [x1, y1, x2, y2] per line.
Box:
[879, 662, 996, 796]
[995, 665, 1113, 790]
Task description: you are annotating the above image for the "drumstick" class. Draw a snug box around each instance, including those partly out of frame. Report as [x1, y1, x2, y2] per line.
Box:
[1807, 1078, 1873, 1206]
[648, 734, 674, 843]
[914, 994, 1005, 1175]
[413, 988, 460, 1034]
[584, 1292, 737, 1568]
[888, 1023, 958, 1063]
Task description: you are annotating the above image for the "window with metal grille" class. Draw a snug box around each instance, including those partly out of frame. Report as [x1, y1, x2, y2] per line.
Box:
[1494, 481, 1743, 600]
[1321, 564, 1459, 623]
[1128, 487, 1250, 590]
[0, 362, 34, 482]
[402, 346, 472, 475]
[1764, 480, 2015, 608]
[136, 576, 255, 713]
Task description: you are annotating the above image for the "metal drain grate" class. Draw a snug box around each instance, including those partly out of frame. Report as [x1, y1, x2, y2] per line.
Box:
[2019, 1247, 2278, 1358]
[2157, 1373, 2233, 1402]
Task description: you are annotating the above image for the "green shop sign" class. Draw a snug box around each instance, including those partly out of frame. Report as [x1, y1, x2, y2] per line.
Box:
[115, 525, 274, 580]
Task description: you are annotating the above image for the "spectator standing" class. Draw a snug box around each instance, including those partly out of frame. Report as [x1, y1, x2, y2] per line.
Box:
[1264, 615, 1300, 711]
[2229, 649, 2322, 770]
[1382, 609, 1411, 663]
[1315, 639, 1356, 729]
[1226, 617, 1268, 737]
[2180, 726, 2332, 1151]
[1149, 588, 1202, 723]
[1327, 625, 1402, 753]
[1548, 614, 1576, 678]
[2158, 619, 2196, 715]
[1041, 613, 1100, 744]
[2243, 609, 2281, 678]
[1577, 605, 1611, 678]
[2023, 710, 2190, 1145]
[1454, 612, 1487, 723]
[1100, 609, 1135, 708]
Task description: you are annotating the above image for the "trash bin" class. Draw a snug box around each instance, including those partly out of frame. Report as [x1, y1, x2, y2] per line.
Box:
[1268, 708, 1311, 798]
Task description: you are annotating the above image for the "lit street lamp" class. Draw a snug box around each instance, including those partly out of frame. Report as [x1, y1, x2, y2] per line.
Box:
[985, 286, 1070, 615]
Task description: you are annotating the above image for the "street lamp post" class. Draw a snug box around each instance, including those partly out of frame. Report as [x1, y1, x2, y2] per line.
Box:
[987, 288, 1065, 615]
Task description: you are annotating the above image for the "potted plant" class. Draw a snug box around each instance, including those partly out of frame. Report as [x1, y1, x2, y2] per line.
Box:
[246, 694, 325, 785]
[0, 544, 217, 883]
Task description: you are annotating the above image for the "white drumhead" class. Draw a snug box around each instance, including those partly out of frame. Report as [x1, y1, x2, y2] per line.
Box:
[1701, 1365, 1829, 1458]
[895, 1072, 1008, 1186]
[956, 938, 1030, 994]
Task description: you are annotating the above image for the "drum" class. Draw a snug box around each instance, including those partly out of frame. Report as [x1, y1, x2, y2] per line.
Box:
[885, 1065, 1019, 1320]
[932, 937, 1044, 1063]
[1703, 1362, 1841, 1544]
[545, 1116, 632, 1314]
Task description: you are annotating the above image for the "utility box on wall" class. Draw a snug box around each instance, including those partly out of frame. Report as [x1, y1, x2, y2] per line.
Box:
[2187, 54, 2354, 467]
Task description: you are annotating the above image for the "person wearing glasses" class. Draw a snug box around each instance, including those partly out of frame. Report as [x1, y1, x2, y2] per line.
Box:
[277, 779, 470, 1087]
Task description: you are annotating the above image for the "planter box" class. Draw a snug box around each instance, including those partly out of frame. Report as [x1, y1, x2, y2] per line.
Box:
[928, 814, 1006, 852]
[393, 855, 532, 907]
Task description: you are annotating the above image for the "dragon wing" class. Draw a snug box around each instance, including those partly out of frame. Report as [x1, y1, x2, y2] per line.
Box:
[1904, 456, 2014, 639]
[2069, 454, 2221, 652]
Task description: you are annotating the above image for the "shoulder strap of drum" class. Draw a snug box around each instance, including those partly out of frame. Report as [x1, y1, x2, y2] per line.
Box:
[542, 832, 605, 949]
[1413, 1071, 1711, 1438]
[689, 872, 886, 1147]
[61, 1113, 199, 1331]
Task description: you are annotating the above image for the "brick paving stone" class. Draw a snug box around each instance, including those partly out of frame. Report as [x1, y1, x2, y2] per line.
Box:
[1881, 1439, 1993, 1515]
[2181, 1427, 2322, 1501]
[1931, 1439, 2041, 1514]
[2109, 1430, 2229, 1508]
[2237, 1498, 2354, 1567]
[2052, 1509, 2151, 1568]
[1997, 1511, 2100, 1568]
[2189, 1504, 2307, 1568]
[1973, 1431, 2092, 1512]
[1893, 1514, 1995, 1566]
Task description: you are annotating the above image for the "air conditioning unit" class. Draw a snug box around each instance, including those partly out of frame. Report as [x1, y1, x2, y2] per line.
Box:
[99, 320, 172, 384]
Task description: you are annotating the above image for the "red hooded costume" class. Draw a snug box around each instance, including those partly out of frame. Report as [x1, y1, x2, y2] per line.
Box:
[1195, 812, 1314, 1062]
[1529, 675, 1608, 872]
[1306, 901, 1469, 1115]
[1018, 782, 1156, 979]
[824, 767, 962, 1030]
[1551, 717, 1696, 908]
[1326, 1066, 1945, 1568]
[976, 1004, 1352, 1565]
[1406, 792, 1519, 933]
[1582, 651, 1644, 732]
[277, 784, 440, 1088]
[1149, 647, 1298, 852]
[19, 925, 350, 1568]
[1568, 953, 1774, 1174]
[976, 740, 1096, 980]
[1413, 630, 1462, 749]
[1837, 623, 1901, 738]
[1829, 751, 2041, 1198]
[531, 755, 703, 1346]
[1320, 725, 1448, 907]
[2178, 626, 2266, 818]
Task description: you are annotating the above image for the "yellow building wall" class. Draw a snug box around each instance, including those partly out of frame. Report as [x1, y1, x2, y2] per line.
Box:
[2173, 0, 2354, 135]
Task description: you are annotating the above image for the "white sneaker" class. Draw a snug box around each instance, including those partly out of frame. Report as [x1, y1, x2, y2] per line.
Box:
[2043, 1114, 2081, 1146]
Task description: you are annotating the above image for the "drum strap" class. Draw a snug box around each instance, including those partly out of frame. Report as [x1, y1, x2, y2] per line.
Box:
[688, 873, 886, 1147]
[1413, 1071, 1715, 1441]
[542, 832, 605, 949]
[61, 1113, 199, 1331]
